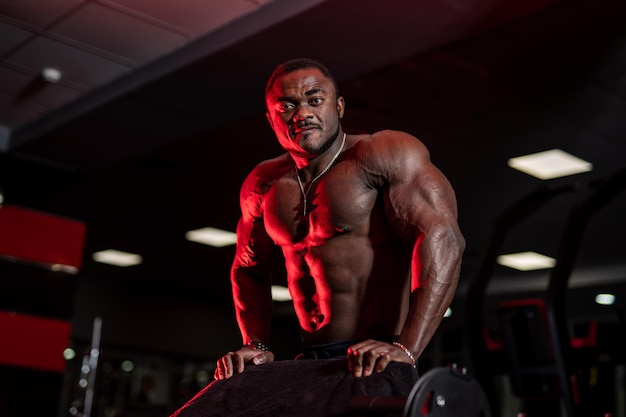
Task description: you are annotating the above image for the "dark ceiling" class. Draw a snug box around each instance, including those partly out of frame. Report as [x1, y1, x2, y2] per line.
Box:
[1, 0, 625, 356]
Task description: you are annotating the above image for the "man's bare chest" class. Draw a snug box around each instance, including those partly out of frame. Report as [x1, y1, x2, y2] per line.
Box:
[262, 171, 378, 247]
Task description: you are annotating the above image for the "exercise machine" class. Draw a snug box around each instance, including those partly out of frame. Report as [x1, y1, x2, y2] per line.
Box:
[348, 364, 492, 417]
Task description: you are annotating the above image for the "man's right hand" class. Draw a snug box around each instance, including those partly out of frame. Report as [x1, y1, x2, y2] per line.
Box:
[214, 345, 275, 380]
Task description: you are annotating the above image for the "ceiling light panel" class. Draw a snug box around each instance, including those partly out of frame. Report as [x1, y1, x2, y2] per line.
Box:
[92, 249, 142, 267]
[508, 149, 592, 180]
[185, 227, 237, 247]
[271, 285, 292, 302]
[497, 251, 556, 271]
[595, 293, 616, 306]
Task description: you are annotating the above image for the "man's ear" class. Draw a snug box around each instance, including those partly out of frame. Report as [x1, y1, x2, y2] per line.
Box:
[266, 111, 274, 129]
[337, 96, 345, 119]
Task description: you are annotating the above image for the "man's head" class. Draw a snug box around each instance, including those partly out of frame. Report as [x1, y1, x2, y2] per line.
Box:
[265, 58, 339, 99]
[265, 58, 344, 158]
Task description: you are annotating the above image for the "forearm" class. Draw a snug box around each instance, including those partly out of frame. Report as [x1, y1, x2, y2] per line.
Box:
[231, 266, 273, 345]
[216, 266, 274, 380]
[399, 225, 464, 358]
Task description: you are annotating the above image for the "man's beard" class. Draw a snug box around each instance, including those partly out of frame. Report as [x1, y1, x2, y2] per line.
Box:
[290, 126, 340, 159]
[314, 126, 340, 155]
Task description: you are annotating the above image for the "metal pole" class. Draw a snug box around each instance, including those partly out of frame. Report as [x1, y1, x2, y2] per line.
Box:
[83, 317, 102, 417]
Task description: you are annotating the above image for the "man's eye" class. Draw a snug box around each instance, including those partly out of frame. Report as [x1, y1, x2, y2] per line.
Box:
[311, 97, 323, 105]
[278, 103, 294, 112]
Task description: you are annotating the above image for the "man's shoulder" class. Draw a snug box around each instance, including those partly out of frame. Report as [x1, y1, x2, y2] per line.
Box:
[349, 130, 432, 185]
[370, 129, 421, 144]
[242, 154, 290, 189]
[353, 130, 428, 159]
[253, 153, 291, 174]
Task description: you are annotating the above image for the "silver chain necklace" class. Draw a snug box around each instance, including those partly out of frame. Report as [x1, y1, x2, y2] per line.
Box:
[294, 132, 346, 216]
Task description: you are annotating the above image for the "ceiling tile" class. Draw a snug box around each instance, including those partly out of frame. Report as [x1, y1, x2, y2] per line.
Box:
[0, 66, 42, 128]
[0, 66, 81, 129]
[50, 2, 189, 64]
[24, 85, 83, 114]
[0, 21, 33, 56]
[0, 65, 37, 96]
[7, 36, 131, 89]
[0, 0, 85, 29]
[103, 0, 271, 36]
[0, 100, 44, 128]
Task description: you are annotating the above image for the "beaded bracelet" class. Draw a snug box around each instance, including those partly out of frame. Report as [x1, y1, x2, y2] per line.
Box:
[248, 340, 270, 352]
[393, 341, 416, 367]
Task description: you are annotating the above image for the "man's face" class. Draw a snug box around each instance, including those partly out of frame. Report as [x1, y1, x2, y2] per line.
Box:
[266, 68, 344, 158]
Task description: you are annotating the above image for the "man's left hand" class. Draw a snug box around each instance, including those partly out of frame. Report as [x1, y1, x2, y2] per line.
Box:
[347, 339, 414, 377]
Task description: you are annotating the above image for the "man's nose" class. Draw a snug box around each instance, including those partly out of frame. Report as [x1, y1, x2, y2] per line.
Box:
[292, 106, 312, 122]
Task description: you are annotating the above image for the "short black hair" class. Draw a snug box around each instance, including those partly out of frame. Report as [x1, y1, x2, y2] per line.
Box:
[265, 58, 339, 97]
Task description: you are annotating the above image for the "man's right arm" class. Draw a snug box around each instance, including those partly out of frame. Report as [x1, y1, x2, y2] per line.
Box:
[214, 171, 277, 380]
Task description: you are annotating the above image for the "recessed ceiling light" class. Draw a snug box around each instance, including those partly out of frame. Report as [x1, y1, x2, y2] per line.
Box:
[42, 67, 62, 83]
[185, 227, 237, 247]
[595, 293, 615, 306]
[508, 149, 592, 180]
[271, 285, 292, 302]
[92, 249, 142, 267]
[497, 251, 556, 271]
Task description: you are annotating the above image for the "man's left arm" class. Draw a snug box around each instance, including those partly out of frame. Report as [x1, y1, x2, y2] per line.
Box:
[348, 131, 465, 377]
[395, 168, 465, 361]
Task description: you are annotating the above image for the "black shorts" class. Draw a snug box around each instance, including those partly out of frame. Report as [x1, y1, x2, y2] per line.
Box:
[296, 336, 399, 360]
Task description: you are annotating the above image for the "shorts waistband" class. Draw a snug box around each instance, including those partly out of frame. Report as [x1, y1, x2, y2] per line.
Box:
[296, 336, 399, 360]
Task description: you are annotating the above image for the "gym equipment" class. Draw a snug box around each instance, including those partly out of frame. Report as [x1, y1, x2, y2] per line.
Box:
[348, 365, 492, 417]
[465, 168, 626, 417]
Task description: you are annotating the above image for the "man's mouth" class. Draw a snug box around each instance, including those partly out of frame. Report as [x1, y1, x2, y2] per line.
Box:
[292, 125, 319, 136]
